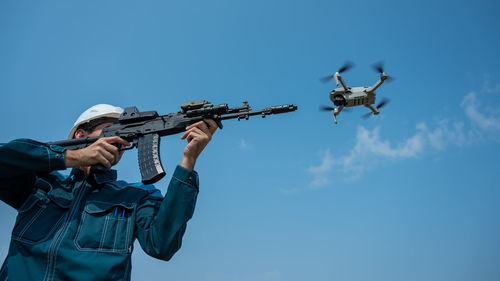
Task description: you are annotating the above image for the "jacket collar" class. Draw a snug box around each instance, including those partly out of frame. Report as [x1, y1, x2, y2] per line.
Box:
[69, 168, 117, 184]
[93, 169, 118, 184]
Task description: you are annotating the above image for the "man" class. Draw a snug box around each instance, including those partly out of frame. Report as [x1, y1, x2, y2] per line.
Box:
[0, 104, 217, 281]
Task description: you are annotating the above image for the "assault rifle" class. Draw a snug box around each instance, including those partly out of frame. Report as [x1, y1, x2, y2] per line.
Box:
[48, 100, 297, 184]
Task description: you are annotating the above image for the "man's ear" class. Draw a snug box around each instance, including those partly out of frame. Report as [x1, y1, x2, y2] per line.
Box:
[74, 128, 89, 139]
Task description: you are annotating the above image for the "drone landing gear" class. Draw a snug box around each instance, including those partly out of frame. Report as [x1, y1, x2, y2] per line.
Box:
[365, 104, 380, 115]
[332, 106, 344, 124]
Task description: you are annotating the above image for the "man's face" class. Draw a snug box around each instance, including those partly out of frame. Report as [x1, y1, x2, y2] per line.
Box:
[75, 122, 114, 138]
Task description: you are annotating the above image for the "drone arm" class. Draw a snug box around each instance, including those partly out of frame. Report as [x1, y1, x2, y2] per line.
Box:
[366, 80, 383, 93]
[366, 73, 388, 94]
[334, 72, 349, 91]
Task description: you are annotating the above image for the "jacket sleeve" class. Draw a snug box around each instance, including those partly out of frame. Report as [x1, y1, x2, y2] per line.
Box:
[134, 165, 199, 261]
[0, 138, 67, 209]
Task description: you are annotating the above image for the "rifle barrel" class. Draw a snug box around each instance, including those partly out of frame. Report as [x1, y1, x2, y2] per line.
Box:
[219, 104, 297, 120]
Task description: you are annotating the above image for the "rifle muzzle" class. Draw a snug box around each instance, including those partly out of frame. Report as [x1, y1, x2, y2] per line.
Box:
[267, 104, 298, 114]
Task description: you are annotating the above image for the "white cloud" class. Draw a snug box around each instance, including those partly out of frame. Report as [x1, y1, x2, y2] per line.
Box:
[461, 92, 500, 131]
[308, 148, 333, 174]
[417, 120, 467, 150]
[481, 75, 500, 94]
[308, 148, 333, 188]
[352, 126, 424, 158]
[238, 139, 254, 150]
[308, 126, 425, 187]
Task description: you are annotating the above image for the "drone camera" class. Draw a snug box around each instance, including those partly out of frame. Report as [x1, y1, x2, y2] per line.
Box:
[333, 95, 346, 106]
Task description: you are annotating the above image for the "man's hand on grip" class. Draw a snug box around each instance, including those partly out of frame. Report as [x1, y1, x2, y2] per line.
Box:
[64, 137, 130, 169]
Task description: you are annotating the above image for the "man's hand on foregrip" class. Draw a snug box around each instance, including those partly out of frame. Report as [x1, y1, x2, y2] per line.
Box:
[64, 137, 130, 169]
[180, 119, 217, 170]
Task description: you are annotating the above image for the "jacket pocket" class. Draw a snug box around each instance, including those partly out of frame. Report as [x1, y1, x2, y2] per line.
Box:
[12, 189, 69, 243]
[74, 200, 135, 253]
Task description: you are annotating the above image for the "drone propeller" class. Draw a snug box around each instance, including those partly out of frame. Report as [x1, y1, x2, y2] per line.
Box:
[362, 98, 390, 119]
[372, 61, 395, 82]
[362, 112, 373, 119]
[319, 105, 335, 111]
[372, 61, 385, 74]
[320, 75, 334, 84]
[338, 61, 354, 73]
[320, 61, 355, 84]
[377, 98, 390, 109]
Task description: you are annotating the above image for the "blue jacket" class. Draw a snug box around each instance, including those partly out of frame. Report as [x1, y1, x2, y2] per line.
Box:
[0, 139, 199, 281]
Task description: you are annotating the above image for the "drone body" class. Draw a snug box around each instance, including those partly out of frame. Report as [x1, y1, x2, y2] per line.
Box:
[330, 87, 376, 108]
[321, 62, 391, 124]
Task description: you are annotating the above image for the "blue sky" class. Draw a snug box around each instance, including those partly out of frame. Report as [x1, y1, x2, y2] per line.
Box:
[1, 0, 500, 280]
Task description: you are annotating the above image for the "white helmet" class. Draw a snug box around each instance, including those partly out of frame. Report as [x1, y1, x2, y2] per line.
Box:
[68, 104, 124, 139]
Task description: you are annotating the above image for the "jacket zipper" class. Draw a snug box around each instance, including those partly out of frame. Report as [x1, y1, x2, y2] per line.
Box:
[43, 178, 89, 281]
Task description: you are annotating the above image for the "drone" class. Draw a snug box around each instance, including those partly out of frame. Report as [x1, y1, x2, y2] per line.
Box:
[320, 61, 392, 124]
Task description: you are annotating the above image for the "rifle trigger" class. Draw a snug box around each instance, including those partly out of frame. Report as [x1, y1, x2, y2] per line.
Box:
[118, 142, 137, 151]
